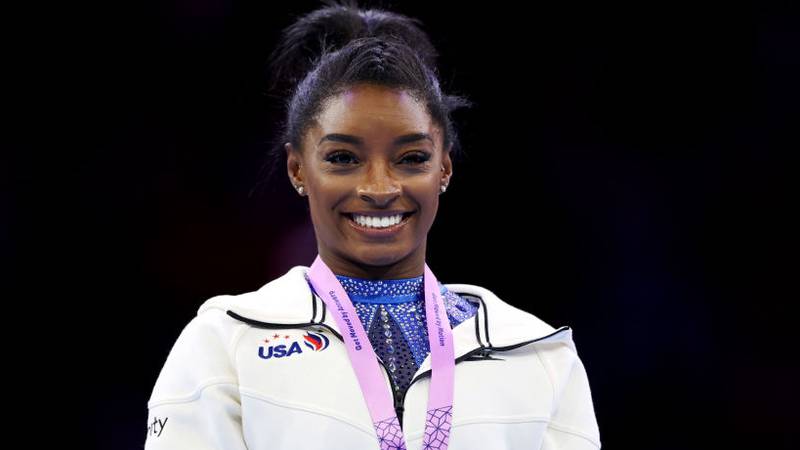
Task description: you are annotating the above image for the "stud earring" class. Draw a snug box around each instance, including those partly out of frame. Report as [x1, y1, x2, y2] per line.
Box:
[440, 184, 447, 194]
[296, 185, 305, 196]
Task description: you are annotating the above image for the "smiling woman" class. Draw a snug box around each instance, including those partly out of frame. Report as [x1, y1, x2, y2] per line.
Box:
[144, 1, 601, 449]
[287, 83, 451, 278]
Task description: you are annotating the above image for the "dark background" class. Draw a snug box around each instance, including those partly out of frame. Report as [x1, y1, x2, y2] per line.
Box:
[8, 0, 797, 449]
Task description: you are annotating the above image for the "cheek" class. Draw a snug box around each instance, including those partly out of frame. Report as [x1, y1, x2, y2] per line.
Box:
[307, 184, 348, 229]
[407, 185, 440, 219]
[306, 193, 333, 227]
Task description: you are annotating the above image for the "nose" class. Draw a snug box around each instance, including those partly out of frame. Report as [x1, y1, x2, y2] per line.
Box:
[357, 162, 401, 206]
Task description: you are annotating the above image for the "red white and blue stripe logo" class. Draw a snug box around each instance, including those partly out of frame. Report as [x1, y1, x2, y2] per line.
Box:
[258, 331, 330, 360]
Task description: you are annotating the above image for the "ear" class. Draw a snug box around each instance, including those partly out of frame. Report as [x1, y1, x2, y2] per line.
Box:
[441, 142, 454, 184]
[285, 142, 303, 187]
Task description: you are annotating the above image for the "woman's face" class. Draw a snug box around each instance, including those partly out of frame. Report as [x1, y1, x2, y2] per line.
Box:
[286, 83, 453, 279]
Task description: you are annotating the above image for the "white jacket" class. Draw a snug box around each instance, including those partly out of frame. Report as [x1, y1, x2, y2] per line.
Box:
[145, 265, 601, 449]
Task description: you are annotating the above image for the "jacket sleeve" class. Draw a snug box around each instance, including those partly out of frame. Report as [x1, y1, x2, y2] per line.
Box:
[540, 338, 602, 450]
[144, 307, 248, 450]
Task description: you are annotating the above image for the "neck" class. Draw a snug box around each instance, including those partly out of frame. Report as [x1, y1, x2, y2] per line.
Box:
[317, 247, 425, 280]
[334, 265, 423, 280]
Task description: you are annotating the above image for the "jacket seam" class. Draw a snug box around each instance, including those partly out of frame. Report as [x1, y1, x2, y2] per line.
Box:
[148, 378, 239, 409]
[200, 306, 248, 382]
[546, 420, 601, 448]
[240, 388, 560, 440]
[453, 415, 551, 425]
[230, 322, 249, 376]
[239, 388, 376, 438]
[533, 344, 559, 416]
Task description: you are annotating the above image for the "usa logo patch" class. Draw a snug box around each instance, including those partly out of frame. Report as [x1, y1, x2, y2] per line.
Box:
[258, 330, 330, 360]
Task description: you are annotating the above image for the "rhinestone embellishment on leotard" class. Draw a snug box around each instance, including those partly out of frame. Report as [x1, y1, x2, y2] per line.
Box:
[304, 271, 479, 395]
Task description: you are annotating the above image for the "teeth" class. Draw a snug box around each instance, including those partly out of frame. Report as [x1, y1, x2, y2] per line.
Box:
[352, 214, 404, 228]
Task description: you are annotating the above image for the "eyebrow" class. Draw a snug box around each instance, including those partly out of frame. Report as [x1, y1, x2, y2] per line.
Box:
[317, 132, 434, 147]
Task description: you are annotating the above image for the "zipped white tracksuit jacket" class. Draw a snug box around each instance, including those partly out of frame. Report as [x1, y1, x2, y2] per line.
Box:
[145, 265, 602, 449]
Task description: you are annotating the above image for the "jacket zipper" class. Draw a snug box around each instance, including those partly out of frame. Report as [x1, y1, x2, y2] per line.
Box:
[226, 311, 570, 429]
[303, 324, 405, 425]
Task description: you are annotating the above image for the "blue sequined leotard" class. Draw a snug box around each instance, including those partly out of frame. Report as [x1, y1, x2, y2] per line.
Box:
[305, 273, 479, 396]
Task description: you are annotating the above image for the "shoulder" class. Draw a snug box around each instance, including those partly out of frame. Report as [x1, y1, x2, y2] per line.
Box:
[148, 302, 249, 408]
[148, 267, 313, 406]
[444, 280, 591, 394]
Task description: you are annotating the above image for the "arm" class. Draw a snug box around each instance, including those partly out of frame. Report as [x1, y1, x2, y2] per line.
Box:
[144, 308, 248, 449]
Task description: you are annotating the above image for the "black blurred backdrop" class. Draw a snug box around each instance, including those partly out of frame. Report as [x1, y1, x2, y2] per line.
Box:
[7, 1, 798, 449]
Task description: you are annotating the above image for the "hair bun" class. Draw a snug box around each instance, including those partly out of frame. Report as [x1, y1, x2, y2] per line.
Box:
[265, 0, 438, 95]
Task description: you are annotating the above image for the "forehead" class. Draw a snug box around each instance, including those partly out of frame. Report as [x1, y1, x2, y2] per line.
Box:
[309, 84, 439, 146]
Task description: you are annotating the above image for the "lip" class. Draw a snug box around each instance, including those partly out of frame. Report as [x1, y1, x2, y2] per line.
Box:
[344, 211, 414, 238]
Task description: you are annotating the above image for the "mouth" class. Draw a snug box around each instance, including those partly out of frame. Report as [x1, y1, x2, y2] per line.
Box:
[343, 211, 415, 236]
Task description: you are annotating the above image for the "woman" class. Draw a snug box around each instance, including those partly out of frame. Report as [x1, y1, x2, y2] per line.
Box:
[145, 1, 601, 449]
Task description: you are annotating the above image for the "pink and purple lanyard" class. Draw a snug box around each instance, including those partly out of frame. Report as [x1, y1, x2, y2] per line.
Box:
[306, 254, 455, 450]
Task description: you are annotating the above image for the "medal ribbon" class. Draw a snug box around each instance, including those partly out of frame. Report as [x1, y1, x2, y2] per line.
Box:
[307, 254, 455, 450]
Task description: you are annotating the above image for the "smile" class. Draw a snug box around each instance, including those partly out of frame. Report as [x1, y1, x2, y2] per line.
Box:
[344, 212, 414, 237]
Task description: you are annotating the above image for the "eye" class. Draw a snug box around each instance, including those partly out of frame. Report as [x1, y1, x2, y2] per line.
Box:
[401, 152, 431, 165]
[325, 151, 358, 165]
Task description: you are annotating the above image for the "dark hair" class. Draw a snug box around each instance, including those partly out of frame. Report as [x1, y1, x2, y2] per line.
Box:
[251, 0, 473, 196]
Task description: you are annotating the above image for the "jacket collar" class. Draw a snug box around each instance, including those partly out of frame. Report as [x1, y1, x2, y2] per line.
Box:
[199, 265, 574, 370]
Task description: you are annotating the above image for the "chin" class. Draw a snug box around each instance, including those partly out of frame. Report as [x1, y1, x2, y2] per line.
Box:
[348, 247, 409, 268]
[354, 253, 404, 268]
